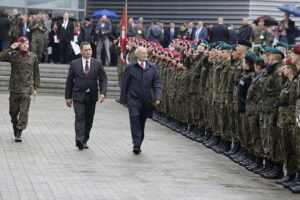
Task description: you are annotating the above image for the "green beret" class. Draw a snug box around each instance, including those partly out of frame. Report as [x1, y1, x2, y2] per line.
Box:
[231, 44, 237, 51]
[221, 44, 232, 51]
[190, 44, 198, 51]
[275, 42, 288, 49]
[269, 48, 285, 58]
[200, 40, 208, 46]
[245, 50, 256, 58]
[254, 56, 264, 62]
[288, 45, 295, 51]
[263, 47, 272, 54]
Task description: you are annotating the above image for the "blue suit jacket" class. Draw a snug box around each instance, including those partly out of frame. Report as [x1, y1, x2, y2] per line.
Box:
[120, 60, 162, 117]
[194, 27, 208, 41]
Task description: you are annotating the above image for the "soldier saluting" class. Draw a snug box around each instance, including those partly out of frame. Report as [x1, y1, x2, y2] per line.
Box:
[0, 36, 40, 142]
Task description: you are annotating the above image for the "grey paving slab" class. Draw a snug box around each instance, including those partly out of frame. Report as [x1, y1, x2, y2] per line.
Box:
[0, 93, 298, 200]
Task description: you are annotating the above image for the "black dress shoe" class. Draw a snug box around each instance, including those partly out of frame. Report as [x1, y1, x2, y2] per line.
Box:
[76, 141, 84, 150]
[15, 129, 22, 142]
[83, 143, 89, 149]
[115, 98, 121, 103]
[133, 148, 141, 155]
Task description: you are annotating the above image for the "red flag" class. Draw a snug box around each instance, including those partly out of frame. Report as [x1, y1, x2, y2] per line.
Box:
[120, 5, 127, 64]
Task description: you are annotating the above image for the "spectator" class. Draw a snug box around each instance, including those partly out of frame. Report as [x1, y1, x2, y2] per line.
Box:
[42, 13, 51, 63]
[159, 22, 168, 47]
[193, 21, 208, 41]
[211, 17, 229, 43]
[0, 8, 10, 51]
[165, 22, 178, 47]
[20, 15, 31, 41]
[148, 20, 161, 42]
[278, 12, 295, 45]
[186, 21, 196, 40]
[57, 12, 74, 64]
[80, 17, 95, 44]
[237, 18, 252, 42]
[29, 12, 47, 61]
[228, 24, 237, 44]
[74, 22, 81, 44]
[178, 24, 187, 39]
[49, 20, 60, 63]
[128, 17, 135, 37]
[9, 9, 23, 45]
[96, 15, 112, 66]
[133, 20, 146, 39]
[251, 18, 269, 46]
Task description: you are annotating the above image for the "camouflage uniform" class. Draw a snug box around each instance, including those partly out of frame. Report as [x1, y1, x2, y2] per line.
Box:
[9, 15, 23, 44]
[0, 47, 40, 130]
[277, 77, 298, 176]
[260, 62, 283, 163]
[29, 20, 47, 60]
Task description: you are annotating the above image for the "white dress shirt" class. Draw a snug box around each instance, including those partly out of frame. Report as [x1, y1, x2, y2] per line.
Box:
[138, 60, 145, 70]
[195, 27, 203, 40]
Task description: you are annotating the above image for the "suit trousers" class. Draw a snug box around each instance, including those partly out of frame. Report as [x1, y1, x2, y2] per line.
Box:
[73, 93, 96, 143]
[97, 38, 110, 66]
[59, 41, 72, 64]
[128, 105, 147, 149]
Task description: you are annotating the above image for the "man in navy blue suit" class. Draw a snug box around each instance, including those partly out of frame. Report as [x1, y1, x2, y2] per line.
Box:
[211, 17, 229, 43]
[120, 46, 162, 155]
[193, 21, 208, 42]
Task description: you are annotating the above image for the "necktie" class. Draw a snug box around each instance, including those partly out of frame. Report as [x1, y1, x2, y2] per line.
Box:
[84, 60, 89, 77]
[141, 62, 144, 70]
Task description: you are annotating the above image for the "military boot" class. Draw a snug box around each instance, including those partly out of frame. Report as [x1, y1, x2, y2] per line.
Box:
[283, 172, 300, 188]
[247, 157, 264, 172]
[276, 174, 296, 185]
[262, 163, 284, 179]
[13, 125, 17, 137]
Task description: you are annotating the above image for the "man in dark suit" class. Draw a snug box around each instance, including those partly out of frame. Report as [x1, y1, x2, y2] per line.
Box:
[58, 12, 74, 64]
[165, 22, 178, 47]
[211, 17, 229, 43]
[193, 21, 208, 42]
[120, 46, 162, 155]
[65, 42, 107, 150]
[279, 12, 295, 45]
[186, 21, 196, 40]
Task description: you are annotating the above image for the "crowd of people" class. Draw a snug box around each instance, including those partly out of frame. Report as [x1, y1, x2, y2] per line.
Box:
[116, 33, 300, 193]
[0, 8, 297, 66]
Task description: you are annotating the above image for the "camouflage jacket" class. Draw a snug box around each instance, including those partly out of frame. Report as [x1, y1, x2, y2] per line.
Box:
[0, 48, 40, 94]
[29, 20, 47, 39]
[260, 62, 283, 112]
[246, 72, 263, 115]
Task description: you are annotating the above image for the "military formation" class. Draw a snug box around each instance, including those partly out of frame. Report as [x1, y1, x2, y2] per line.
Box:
[117, 36, 300, 193]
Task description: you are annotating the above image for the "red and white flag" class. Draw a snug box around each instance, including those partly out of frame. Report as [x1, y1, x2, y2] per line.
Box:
[120, 5, 127, 65]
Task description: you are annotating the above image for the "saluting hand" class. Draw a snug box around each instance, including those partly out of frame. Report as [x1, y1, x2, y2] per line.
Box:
[10, 42, 20, 49]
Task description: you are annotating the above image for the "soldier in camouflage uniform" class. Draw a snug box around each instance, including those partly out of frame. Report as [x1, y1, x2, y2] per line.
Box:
[0, 36, 40, 142]
[245, 56, 265, 172]
[289, 45, 300, 193]
[9, 9, 23, 45]
[275, 58, 298, 187]
[259, 48, 284, 179]
[29, 13, 47, 60]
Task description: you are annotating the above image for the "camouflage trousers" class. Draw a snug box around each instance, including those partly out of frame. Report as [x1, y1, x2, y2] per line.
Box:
[246, 114, 263, 157]
[219, 103, 231, 141]
[293, 127, 300, 170]
[117, 62, 125, 89]
[279, 127, 298, 176]
[212, 102, 221, 136]
[259, 111, 282, 163]
[9, 92, 31, 131]
[201, 99, 209, 130]
[233, 110, 242, 143]
[190, 94, 202, 126]
[31, 37, 44, 60]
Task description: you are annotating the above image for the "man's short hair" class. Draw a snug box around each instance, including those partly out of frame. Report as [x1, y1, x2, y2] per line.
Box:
[152, 20, 157, 25]
[85, 17, 92, 21]
[80, 42, 91, 50]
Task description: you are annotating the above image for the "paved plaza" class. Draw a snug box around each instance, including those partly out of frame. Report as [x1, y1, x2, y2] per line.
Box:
[0, 94, 298, 200]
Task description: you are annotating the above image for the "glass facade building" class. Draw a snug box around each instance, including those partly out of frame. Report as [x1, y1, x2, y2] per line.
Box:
[0, 0, 86, 19]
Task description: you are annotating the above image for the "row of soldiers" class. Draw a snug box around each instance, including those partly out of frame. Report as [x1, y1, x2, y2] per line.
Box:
[117, 37, 300, 193]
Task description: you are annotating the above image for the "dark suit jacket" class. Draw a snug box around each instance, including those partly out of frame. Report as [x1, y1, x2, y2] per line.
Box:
[211, 24, 229, 43]
[187, 27, 196, 40]
[280, 19, 296, 44]
[65, 57, 108, 102]
[120, 60, 162, 116]
[228, 29, 237, 44]
[58, 20, 74, 42]
[0, 14, 10, 40]
[165, 28, 178, 45]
